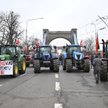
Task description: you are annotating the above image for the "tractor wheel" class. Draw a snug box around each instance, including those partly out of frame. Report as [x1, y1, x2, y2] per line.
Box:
[13, 64, 19, 77]
[100, 61, 108, 81]
[83, 59, 90, 72]
[22, 60, 26, 73]
[53, 59, 59, 72]
[20, 59, 26, 74]
[34, 60, 40, 73]
[66, 59, 72, 72]
[63, 59, 66, 70]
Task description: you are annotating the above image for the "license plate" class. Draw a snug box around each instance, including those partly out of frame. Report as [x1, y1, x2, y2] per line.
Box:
[43, 61, 50, 63]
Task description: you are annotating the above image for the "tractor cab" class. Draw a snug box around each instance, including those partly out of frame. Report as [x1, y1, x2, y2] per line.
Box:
[102, 39, 108, 58]
[0, 45, 19, 60]
[65, 44, 84, 60]
[105, 40, 108, 58]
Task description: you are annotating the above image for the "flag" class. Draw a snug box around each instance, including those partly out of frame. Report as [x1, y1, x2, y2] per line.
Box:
[80, 40, 86, 46]
[23, 45, 27, 52]
[80, 40, 83, 46]
[95, 33, 99, 54]
[15, 39, 20, 45]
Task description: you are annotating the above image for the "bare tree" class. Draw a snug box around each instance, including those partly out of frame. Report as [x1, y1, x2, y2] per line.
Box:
[27, 37, 41, 48]
[0, 11, 23, 45]
[0, 15, 5, 44]
[85, 36, 95, 53]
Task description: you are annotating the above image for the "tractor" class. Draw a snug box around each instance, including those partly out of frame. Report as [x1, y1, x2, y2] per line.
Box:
[62, 44, 90, 72]
[100, 39, 108, 81]
[33, 45, 59, 73]
[0, 45, 26, 77]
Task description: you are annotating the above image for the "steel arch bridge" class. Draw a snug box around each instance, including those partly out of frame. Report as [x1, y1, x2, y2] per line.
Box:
[42, 29, 78, 45]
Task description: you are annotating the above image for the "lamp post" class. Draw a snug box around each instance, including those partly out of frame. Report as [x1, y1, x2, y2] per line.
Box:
[91, 23, 97, 36]
[98, 16, 108, 28]
[25, 17, 43, 44]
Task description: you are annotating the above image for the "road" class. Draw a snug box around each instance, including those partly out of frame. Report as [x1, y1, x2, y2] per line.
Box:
[0, 65, 108, 108]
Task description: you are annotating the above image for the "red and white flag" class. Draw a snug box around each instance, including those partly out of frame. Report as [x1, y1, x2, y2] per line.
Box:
[15, 39, 20, 45]
[80, 40, 86, 46]
[95, 33, 99, 54]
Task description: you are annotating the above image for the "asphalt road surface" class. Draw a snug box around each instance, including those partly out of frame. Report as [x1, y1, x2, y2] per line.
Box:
[0, 65, 108, 108]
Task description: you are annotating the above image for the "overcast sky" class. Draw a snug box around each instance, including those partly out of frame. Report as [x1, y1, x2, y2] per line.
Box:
[0, 0, 108, 45]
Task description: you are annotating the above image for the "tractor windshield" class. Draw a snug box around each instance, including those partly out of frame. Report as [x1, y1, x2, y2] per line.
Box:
[106, 42, 108, 58]
[40, 47, 51, 53]
[68, 46, 81, 53]
[51, 47, 56, 53]
[0, 46, 16, 56]
[106, 43, 108, 52]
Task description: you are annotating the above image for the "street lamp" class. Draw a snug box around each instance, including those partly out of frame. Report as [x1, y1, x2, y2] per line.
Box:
[25, 17, 43, 44]
[91, 23, 97, 36]
[98, 16, 108, 28]
[91, 22, 105, 54]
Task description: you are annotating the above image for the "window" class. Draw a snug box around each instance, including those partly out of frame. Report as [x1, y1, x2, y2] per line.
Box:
[40, 47, 51, 53]
[68, 46, 81, 53]
[1, 46, 15, 56]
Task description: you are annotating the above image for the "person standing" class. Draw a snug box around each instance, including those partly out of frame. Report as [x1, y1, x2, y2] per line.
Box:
[90, 54, 94, 69]
[93, 54, 102, 84]
[59, 54, 62, 65]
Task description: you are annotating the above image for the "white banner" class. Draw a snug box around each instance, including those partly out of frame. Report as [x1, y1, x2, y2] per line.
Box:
[0, 60, 13, 75]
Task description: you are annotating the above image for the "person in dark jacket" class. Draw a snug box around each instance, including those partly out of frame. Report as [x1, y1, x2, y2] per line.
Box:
[93, 54, 102, 84]
[59, 54, 62, 65]
[90, 54, 94, 69]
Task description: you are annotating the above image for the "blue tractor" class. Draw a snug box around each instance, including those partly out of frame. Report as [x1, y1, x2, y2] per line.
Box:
[62, 44, 90, 72]
[33, 45, 59, 73]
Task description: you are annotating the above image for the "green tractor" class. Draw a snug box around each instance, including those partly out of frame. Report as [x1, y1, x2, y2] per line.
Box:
[100, 39, 108, 81]
[0, 45, 26, 77]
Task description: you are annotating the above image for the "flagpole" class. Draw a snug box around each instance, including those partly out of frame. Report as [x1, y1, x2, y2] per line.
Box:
[91, 23, 99, 54]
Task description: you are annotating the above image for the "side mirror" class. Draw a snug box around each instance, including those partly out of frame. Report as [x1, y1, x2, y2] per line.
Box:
[63, 46, 65, 49]
[84, 46, 86, 48]
[53, 46, 57, 49]
[33, 46, 36, 49]
[66, 48, 68, 52]
[23, 54, 26, 58]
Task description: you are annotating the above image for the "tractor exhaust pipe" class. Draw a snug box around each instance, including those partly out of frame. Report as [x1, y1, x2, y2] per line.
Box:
[102, 39, 105, 58]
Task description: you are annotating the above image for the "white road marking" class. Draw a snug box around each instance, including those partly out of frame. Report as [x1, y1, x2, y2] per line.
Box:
[54, 103, 63, 108]
[55, 74, 62, 108]
[55, 82, 61, 91]
[55, 74, 59, 79]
